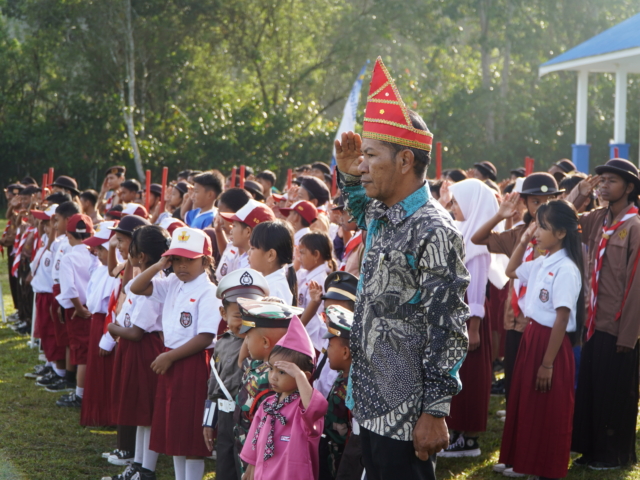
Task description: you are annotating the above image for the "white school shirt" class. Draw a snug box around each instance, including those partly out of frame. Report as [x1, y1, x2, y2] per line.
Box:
[466, 254, 490, 319]
[130, 272, 164, 332]
[296, 263, 330, 352]
[116, 283, 138, 329]
[51, 236, 69, 284]
[86, 264, 117, 315]
[265, 268, 293, 305]
[515, 249, 581, 332]
[150, 271, 222, 349]
[99, 277, 124, 352]
[56, 244, 98, 309]
[30, 246, 54, 294]
[294, 227, 311, 247]
[229, 251, 249, 274]
[215, 242, 239, 281]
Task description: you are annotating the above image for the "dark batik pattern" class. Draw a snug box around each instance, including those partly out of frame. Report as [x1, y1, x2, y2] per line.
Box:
[340, 170, 469, 441]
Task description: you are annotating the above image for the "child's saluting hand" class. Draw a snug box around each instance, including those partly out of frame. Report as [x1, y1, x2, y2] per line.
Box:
[308, 280, 323, 303]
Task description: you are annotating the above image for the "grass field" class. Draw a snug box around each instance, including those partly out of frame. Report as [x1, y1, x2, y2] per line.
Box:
[1, 221, 640, 479]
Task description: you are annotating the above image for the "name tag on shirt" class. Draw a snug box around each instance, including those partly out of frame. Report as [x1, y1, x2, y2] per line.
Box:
[280, 436, 290, 442]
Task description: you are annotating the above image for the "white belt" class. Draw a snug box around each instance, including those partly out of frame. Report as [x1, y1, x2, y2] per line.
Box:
[217, 399, 235, 413]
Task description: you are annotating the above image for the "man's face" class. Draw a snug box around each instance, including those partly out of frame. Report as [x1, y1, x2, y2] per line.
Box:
[119, 187, 137, 203]
[359, 138, 405, 203]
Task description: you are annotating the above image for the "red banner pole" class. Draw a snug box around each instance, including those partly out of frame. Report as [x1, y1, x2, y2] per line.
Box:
[145, 169, 151, 211]
[231, 167, 237, 188]
[41, 173, 48, 201]
[239, 165, 245, 189]
[286, 169, 292, 191]
[614, 146, 620, 158]
[436, 142, 442, 179]
[48, 168, 54, 186]
[159, 166, 168, 213]
[331, 169, 337, 197]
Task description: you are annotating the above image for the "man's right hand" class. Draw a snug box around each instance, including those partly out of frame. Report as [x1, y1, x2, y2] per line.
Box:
[335, 131, 363, 177]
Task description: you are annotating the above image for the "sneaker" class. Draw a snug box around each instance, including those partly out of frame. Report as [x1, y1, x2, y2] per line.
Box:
[493, 463, 512, 473]
[491, 378, 506, 396]
[572, 455, 590, 467]
[16, 323, 31, 335]
[44, 377, 76, 392]
[496, 410, 507, 417]
[24, 364, 52, 379]
[131, 467, 156, 480]
[38, 353, 47, 362]
[35, 371, 64, 387]
[502, 468, 526, 477]
[102, 450, 117, 459]
[10, 320, 27, 330]
[108, 449, 135, 466]
[101, 463, 140, 480]
[437, 434, 481, 458]
[56, 392, 82, 407]
[588, 461, 620, 470]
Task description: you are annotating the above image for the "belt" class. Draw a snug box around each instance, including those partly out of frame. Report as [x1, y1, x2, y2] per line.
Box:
[218, 398, 236, 413]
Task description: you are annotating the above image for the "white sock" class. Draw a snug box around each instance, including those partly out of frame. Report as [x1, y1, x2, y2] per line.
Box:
[185, 459, 205, 480]
[46, 361, 53, 367]
[173, 456, 186, 480]
[75, 386, 84, 398]
[134, 426, 145, 464]
[142, 426, 159, 472]
[53, 367, 65, 377]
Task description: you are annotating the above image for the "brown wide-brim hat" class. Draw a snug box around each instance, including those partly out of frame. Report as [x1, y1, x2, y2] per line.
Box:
[595, 158, 640, 190]
[473, 162, 497, 181]
[49, 175, 80, 196]
[520, 172, 564, 196]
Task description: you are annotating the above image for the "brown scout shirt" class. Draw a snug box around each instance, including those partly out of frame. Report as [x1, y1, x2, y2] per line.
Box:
[485, 223, 545, 332]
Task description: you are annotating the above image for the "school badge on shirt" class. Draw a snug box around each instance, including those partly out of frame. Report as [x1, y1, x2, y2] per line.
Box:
[44, 258, 50, 267]
[180, 311, 193, 328]
[539, 289, 549, 303]
[124, 313, 131, 328]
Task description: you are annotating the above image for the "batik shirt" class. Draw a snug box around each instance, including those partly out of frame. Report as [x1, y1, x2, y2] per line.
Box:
[339, 171, 469, 441]
[323, 373, 350, 477]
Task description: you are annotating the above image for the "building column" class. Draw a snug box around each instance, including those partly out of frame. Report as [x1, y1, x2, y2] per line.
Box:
[572, 70, 590, 172]
[610, 67, 630, 159]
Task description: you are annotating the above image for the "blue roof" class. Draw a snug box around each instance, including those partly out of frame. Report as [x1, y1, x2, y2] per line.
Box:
[542, 12, 640, 67]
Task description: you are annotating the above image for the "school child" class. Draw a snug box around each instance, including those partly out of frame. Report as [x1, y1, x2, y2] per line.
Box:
[247, 220, 297, 305]
[168, 182, 189, 221]
[319, 305, 355, 480]
[567, 159, 640, 470]
[119, 179, 141, 204]
[470, 173, 563, 400]
[439, 179, 502, 457]
[80, 221, 119, 427]
[107, 225, 169, 480]
[279, 200, 317, 246]
[219, 199, 276, 274]
[80, 189, 104, 225]
[121, 203, 149, 219]
[55, 214, 100, 407]
[294, 176, 331, 213]
[331, 198, 363, 277]
[240, 313, 328, 480]
[234, 298, 303, 477]
[296, 232, 337, 352]
[214, 188, 252, 281]
[98, 166, 126, 214]
[130, 226, 222, 480]
[498, 200, 584, 478]
[203, 268, 270, 480]
[24, 204, 66, 380]
[181, 171, 225, 229]
[38, 201, 81, 393]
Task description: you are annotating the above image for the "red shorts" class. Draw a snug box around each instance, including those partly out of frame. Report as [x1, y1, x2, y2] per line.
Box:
[65, 307, 91, 365]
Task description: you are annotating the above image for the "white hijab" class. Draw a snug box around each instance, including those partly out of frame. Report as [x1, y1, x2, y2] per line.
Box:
[449, 179, 509, 289]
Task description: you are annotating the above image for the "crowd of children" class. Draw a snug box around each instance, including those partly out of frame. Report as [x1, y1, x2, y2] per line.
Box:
[3, 142, 640, 479]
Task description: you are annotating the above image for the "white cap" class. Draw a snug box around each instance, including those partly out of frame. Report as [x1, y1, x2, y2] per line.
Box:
[514, 177, 525, 194]
[122, 203, 149, 219]
[216, 268, 270, 302]
[163, 226, 212, 259]
[83, 220, 118, 247]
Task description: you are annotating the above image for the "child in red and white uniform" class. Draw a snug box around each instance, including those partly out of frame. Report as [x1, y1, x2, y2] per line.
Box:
[130, 226, 222, 480]
[280, 200, 317, 247]
[80, 220, 119, 427]
[213, 188, 252, 281]
[108, 225, 168, 480]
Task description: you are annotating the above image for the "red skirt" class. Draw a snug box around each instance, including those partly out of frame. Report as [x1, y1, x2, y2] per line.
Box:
[499, 320, 575, 478]
[112, 332, 163, 426]
[50, 284, 68, 348]
[446, 305, 492, 432]
[81, 313, 116, 426]
[65, 307, 91, 365]
[150, 348, 211, 457]
[36, 293, 65, 362]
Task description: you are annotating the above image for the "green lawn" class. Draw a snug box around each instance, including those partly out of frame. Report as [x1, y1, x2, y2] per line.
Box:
[0, 219, 640, 479]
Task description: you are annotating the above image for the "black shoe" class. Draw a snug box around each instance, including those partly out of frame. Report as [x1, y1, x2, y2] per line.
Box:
[131, 467, 156, 480]
[35, 371, 64, 387]
[56, 392, 82, 407]
[101, 463, 141, 480]
[437, 434, 481, 458]
[25, 364, 52, 379]
[108, 449, 135, 466]
[573, 455, 590, 467]
[16, 323, 31, 335]
[588, 461, 620, 470]
[45, 377, 76, 392]
[491, 378, 506, 396]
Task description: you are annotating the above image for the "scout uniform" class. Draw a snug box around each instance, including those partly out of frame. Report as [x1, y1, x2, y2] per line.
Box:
[104, 166, 125, 212]
[203, 268, 269, 480]
[320, 305, 355, 480]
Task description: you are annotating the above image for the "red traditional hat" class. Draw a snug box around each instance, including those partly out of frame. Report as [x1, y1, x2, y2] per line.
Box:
[362, 57, 433, 152]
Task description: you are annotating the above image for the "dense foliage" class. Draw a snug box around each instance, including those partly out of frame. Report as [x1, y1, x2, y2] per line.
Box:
[1, 0, 639, 188]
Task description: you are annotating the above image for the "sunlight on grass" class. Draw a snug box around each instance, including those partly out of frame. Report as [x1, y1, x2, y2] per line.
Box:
[89, 430, 117, 436]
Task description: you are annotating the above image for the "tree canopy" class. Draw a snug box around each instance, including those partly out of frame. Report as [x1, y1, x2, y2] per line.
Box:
[1, 0, 638, 188]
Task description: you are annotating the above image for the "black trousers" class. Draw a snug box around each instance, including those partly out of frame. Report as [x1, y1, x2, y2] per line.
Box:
[336, 433, 365, 480]
[360, 428, 436, 480]
[572, 330, 639, 466]
[216, 410, 239, 480]
[503, 329, 523, 401]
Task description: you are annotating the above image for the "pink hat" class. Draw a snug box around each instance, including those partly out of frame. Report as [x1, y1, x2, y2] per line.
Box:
[275, 315, 315, 359]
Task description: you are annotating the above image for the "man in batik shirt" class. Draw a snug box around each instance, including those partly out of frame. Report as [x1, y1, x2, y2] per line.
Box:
[335, 57, 470, 480]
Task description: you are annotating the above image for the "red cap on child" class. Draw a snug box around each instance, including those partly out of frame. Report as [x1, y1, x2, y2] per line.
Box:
[67, 214, 94, 235]
[218, 199, 275, 226]
[278, 200, 318, 225]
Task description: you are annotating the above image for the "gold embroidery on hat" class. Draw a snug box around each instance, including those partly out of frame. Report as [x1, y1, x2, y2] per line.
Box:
[178, 231, 190, 242]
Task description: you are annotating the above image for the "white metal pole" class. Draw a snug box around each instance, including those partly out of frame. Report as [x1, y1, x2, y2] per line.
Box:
[0, 280, 5, 323]
[28, 294, 37, 348]
[614, 67, 628, 144]
[575, 70, 589, 145]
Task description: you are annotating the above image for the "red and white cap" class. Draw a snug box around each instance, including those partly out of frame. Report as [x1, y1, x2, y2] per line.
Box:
[83, 220, 118, 247]
[121, 203, 149, 219]
[67, 214, 94, 234]
[31, 204, 58, 220]
[218, 199, 275, 226]
[278, 200, 318, 224]
[159, 217, 187, 236]
[163, 226, 212, 259]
